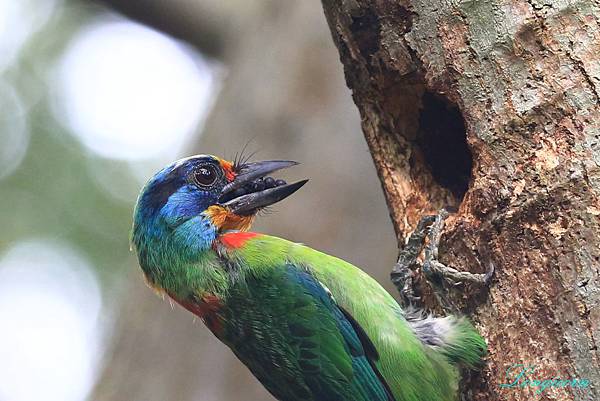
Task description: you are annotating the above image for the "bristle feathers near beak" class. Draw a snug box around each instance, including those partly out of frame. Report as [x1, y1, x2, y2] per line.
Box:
[220, 160, 299, 197]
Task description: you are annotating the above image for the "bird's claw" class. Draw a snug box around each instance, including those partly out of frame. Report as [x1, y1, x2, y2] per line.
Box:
[391, 208, 494, 311]
[391, 213, 437, 307]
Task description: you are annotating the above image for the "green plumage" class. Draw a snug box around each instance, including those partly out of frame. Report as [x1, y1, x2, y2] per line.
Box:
[151, 233, 486, 401]
[132, 155, 486, 401]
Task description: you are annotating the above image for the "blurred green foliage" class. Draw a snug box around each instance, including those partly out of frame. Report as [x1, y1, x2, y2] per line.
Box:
[0, 1, 139, 286]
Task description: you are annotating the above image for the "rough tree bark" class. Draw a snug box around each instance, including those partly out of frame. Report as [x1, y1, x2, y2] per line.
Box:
[321, 1, 600, 400]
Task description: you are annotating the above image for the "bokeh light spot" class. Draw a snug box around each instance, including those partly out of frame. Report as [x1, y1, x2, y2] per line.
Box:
[0, 0, 59, 72]
[55, 17, 216, 160]
[0, 240, 102, 401]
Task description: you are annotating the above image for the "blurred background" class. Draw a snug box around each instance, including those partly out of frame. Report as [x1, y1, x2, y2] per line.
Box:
[0, 1, 396, 400]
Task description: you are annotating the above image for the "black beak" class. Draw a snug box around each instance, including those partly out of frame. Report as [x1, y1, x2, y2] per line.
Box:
[218, 160, 307, 215]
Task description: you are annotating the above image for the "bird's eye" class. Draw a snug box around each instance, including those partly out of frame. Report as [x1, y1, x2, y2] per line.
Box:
[192, 164, 218, 187]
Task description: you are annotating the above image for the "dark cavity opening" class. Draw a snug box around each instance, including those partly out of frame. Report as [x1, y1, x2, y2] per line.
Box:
[350, 10, 381, 61]
[416, 92, 473, 200]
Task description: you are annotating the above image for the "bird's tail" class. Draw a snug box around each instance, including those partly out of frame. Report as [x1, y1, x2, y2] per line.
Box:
[404, 308, 487, 368]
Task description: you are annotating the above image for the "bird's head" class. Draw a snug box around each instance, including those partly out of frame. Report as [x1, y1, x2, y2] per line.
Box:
[131, 154, 306, 265]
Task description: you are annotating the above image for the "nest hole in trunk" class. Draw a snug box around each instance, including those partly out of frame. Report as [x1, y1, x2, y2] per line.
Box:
[416, 91, 473, 201]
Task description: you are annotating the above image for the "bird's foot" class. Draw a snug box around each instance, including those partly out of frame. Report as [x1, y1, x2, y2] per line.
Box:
[422, 209, 494, 312]
[391, 208, 494, 311]
[423, 209, 495, 287]
[391, 214, 436, 306]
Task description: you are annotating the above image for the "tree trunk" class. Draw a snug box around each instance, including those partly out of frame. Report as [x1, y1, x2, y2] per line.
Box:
[321, 1, 600, 400]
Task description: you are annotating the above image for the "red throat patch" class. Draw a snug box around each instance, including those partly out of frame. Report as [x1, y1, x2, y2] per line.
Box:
[170, 293, 224, 334]
[220, 231, 259, 248]
[218, 159, 236, 181]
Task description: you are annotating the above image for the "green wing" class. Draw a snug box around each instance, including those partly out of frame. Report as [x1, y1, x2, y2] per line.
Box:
[218, 262, 394, 401]
[231, 234, 460, 401]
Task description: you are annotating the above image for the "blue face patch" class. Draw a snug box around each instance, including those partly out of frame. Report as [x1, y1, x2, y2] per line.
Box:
[159, 184, 218, 227]
[136, 155, 226, 220]
[142, 164, 188, 213]
[132, 154, 229, 267]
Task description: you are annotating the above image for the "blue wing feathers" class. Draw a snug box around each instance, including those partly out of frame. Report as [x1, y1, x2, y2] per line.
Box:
[285, 265, 396, 401]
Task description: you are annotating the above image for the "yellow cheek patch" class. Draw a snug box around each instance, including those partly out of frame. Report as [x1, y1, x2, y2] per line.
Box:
[206, 205, 254, 232]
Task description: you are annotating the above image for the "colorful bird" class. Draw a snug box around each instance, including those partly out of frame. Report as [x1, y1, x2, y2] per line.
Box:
[131, 154, 486, 401]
